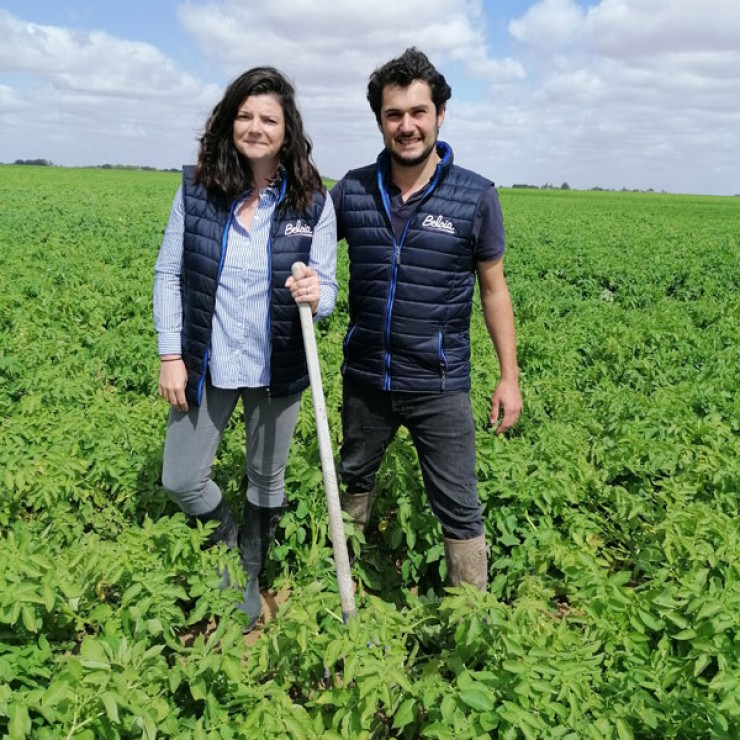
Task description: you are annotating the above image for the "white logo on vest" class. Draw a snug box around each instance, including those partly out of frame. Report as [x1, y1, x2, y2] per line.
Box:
[422, 214, 455, 234]
[285, 220, 313, 237]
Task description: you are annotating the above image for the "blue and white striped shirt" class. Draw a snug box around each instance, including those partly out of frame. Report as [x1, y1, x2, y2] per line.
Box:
[153, 182, 337, 388]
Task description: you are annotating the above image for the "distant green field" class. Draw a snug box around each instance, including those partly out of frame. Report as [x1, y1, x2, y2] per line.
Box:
[1, 165, 738, 738]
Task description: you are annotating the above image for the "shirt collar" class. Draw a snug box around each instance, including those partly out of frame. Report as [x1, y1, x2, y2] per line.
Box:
[257, 165, 286, 205]
[238, 164, 286, 202]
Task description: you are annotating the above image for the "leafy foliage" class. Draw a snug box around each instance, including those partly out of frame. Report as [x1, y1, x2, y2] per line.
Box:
[1, 166, 738, 737]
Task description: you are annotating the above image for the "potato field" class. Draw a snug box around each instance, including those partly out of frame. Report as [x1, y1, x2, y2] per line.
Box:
[1, 165, 738, 738]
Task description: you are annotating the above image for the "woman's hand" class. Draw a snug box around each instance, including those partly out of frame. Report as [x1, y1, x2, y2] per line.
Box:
[158, 356, 189, 412]
[286, 265, 319, 316]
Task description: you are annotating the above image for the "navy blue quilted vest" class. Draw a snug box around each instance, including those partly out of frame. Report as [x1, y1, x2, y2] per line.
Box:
[337, 143, 491, 392]
[180, 166, 325, 405]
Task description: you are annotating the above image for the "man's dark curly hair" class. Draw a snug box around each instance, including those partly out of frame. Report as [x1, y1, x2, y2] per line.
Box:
[194, 66, 323, 210]
[367, 47, 452, 123]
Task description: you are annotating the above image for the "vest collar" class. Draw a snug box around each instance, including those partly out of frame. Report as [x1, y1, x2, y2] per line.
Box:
[375, 141, 454, 213]
[376, 141, 454, 192]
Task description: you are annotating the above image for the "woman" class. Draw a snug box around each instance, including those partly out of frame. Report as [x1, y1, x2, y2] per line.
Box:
[153, 67, 337, 631]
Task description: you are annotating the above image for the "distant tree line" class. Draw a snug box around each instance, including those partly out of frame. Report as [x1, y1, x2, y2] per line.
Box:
[96, 164, 181, 172]
[512, 182, 571, 190]
[510, 181, 661, 193]
[7, 159, 180, 173]
[13, 158, 55, 166]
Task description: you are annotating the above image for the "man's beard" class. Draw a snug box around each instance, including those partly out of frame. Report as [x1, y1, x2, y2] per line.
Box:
[388, 138, 437, 168]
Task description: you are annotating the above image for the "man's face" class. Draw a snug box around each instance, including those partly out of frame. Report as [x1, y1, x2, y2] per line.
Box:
[378, 80, 445, 168]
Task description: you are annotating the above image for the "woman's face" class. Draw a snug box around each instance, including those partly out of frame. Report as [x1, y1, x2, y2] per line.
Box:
[232, 93, 286, 169]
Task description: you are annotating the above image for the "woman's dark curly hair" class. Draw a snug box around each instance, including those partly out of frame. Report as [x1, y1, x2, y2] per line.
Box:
[194, 67, 323, 210]
[367, 47, 451, 123]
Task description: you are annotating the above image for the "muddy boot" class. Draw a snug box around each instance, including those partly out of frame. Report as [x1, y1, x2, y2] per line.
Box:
[340, 489, 375, 533]
[238, 500, 286, 632]
[341, 490, 374, 566]
[194, 497, 239, 551]
[444, 533, 488, 590]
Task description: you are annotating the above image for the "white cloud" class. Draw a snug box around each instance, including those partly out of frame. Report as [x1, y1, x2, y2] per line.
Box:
[509, 0, 585, 49]
[496, 0, 740, 192]
[0, 9, 220, 167]
[0, 84, 19, 108]
[178, 0, 486, 75]
[585, 0, 740, 58]
[0, 10, 210, 98]
[1, 2, 738, 193]
[175, 0, 508, 176]
[458, 51, 526, 83]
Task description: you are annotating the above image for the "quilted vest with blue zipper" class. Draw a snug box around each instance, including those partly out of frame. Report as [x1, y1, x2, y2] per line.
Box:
[337, 143, 492, 392]
[180, 166, 325, 405]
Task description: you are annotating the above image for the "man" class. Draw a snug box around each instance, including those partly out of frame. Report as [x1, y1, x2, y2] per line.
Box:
[330, 48, 522, 589]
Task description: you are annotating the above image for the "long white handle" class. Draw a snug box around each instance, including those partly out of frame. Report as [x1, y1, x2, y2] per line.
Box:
[292, 262, 356, 621]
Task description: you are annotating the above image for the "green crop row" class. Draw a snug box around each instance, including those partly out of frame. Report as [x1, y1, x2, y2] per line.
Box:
[1, 166, 738, 738]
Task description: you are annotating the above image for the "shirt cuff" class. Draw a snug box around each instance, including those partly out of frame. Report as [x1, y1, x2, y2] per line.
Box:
[314, 285, 333, 321]
[157, 333, 182, 356]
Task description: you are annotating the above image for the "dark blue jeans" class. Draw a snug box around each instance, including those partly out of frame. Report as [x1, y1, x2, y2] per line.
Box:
[339, 378, 483, 540]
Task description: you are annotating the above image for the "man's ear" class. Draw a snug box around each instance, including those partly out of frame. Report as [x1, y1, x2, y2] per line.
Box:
[437, 104, 446, 128]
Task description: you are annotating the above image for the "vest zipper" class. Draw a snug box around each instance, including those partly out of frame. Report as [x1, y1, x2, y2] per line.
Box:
[377, 162, 444, 391]
[196, 349, 209, 405]
[265, 177, 288, 395]
[265, 212, 277, 402]
[382, 220, 413, 390]
[198, 203, 237, 404]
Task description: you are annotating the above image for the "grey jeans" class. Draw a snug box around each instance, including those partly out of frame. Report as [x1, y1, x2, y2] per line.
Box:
[161, 378, 302, 516]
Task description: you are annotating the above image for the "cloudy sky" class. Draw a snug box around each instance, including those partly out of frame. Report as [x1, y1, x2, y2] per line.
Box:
[1, 0, 739, 195]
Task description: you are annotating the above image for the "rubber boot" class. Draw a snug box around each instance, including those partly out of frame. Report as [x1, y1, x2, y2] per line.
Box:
[194, 496, 239, 551]
[340, 489, 375, 533]
[444, 533, 488, 590]
[238, 500, 286, 632]
[341, 490, 374, 566]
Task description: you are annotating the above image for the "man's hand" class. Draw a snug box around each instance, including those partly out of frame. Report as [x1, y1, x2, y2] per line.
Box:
[286, 264, 320, 316]
[477, 258, 522, 434]
[158, 357, 188, 412]
[490, 378, 522, 434]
